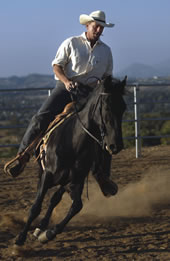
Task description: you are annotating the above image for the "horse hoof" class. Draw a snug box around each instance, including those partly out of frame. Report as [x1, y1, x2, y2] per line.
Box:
[38, 231, 49, 243]
[101, 180, 118, 197]
[15, 236, 25, 246]
[38, 230, 55, 243]
[33, 228, 42, 238]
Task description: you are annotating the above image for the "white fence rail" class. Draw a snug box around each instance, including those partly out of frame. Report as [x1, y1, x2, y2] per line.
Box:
[0, 83, 170, 158]
[127, 82, 170, 157]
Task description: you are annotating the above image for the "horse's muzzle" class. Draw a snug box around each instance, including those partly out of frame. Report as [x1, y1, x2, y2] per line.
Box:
[105, 144, 123, 155]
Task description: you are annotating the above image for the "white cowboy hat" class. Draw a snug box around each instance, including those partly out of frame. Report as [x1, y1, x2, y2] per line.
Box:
[79, 10, 114, 28]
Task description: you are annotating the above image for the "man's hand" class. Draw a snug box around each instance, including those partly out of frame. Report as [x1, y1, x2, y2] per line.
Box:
[65, 81, 77, 92]
[53, 65, 77, 91]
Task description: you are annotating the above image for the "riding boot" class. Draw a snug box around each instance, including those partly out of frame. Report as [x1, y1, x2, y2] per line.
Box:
[4, 152, 30, 178]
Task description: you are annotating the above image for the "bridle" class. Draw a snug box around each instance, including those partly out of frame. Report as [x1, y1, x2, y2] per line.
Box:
[70, 88, 112, 149]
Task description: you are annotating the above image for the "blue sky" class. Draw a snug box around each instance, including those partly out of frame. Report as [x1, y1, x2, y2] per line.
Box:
[0, 0, 170, 77]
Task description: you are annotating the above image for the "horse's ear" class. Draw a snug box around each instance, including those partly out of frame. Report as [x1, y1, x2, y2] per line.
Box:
[120, 75, 127, 94]
[122, 75, 127, 85]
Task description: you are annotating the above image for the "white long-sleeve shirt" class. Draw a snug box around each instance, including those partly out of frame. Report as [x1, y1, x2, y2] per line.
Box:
[52, 32, 113, 85]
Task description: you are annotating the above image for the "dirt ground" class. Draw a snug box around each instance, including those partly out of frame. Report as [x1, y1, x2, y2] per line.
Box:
[0, 145, 170, 261]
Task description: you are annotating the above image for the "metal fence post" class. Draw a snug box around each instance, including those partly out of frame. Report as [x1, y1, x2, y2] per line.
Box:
[48, 89, 51, 96]
[134, 84, 141, 158]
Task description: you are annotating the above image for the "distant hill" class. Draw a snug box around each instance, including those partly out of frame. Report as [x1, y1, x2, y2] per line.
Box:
[0, 74, 55, 89]
[117, 59, 170, 79]
[117, 63, 159, 79]
[155, 58, 170, 77]
[0, 63, 170, 90]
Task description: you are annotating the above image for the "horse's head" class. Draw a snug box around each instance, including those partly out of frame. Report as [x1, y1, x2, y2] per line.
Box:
[93, 76, 127, 154]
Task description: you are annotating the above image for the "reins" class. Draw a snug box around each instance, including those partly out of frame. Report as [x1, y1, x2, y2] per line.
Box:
[70, 85, 112, 149]
[70, 92, 103, 147]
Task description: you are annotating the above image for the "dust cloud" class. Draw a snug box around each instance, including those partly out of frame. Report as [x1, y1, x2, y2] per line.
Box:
[2, 167, 170, 230]
[77, 167, 170, 221]
[51, 167, 170, 225]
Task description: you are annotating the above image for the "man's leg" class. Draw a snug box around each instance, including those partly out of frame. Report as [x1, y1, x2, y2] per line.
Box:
[6, 81, 71, 177]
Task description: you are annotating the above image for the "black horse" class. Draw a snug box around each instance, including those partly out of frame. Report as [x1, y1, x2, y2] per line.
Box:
[15, 76, 127, 245]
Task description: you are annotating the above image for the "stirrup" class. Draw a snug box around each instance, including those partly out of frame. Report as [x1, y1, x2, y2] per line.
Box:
[4, 153, 29, 177]
[4, 134, 43, 177]
[4, 154, 21, 175]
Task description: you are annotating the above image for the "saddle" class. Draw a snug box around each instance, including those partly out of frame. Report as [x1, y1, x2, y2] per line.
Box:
[4, 101, 76, 175]
[37, 101, 76, 150]
[36, 101, 76, 169]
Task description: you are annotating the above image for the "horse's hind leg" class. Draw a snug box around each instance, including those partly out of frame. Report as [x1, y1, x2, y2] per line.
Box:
[15, 171, 53, 245]
[38, 181, 84, 243]
[33, 186, 65, 238]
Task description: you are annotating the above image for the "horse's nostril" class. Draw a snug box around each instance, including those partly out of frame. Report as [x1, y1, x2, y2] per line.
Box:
[109, 144, 116, 152]
[107, 144, 123, 154]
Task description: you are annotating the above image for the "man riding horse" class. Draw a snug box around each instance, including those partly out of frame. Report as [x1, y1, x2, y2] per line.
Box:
[5, 10, 117, 196]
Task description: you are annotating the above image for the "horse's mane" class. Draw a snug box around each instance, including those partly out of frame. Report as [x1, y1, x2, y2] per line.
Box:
[72, 76, 126, 116]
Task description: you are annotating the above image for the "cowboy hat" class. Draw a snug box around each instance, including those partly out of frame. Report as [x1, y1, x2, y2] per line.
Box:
[79, 10, 114, 28]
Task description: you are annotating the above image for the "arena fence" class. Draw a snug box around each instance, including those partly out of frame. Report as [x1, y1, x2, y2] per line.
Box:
[126, 83, 170, 157]
[0, 82, 170, 158]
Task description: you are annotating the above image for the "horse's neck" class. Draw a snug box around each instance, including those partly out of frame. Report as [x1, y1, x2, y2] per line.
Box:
[76, 86, 102, 130]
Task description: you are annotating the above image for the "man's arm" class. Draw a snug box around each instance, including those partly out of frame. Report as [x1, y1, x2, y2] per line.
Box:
[53, 64, 76, 91]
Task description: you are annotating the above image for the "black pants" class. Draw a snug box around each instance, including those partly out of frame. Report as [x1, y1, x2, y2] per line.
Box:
[18, 81, 71, 154]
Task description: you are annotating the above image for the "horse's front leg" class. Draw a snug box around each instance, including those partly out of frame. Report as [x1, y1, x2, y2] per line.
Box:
[92, 148, 118, 197]
[15, 171, 53, 245]
[38, 181, 84, 244]
[33, 186, 65, 238]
